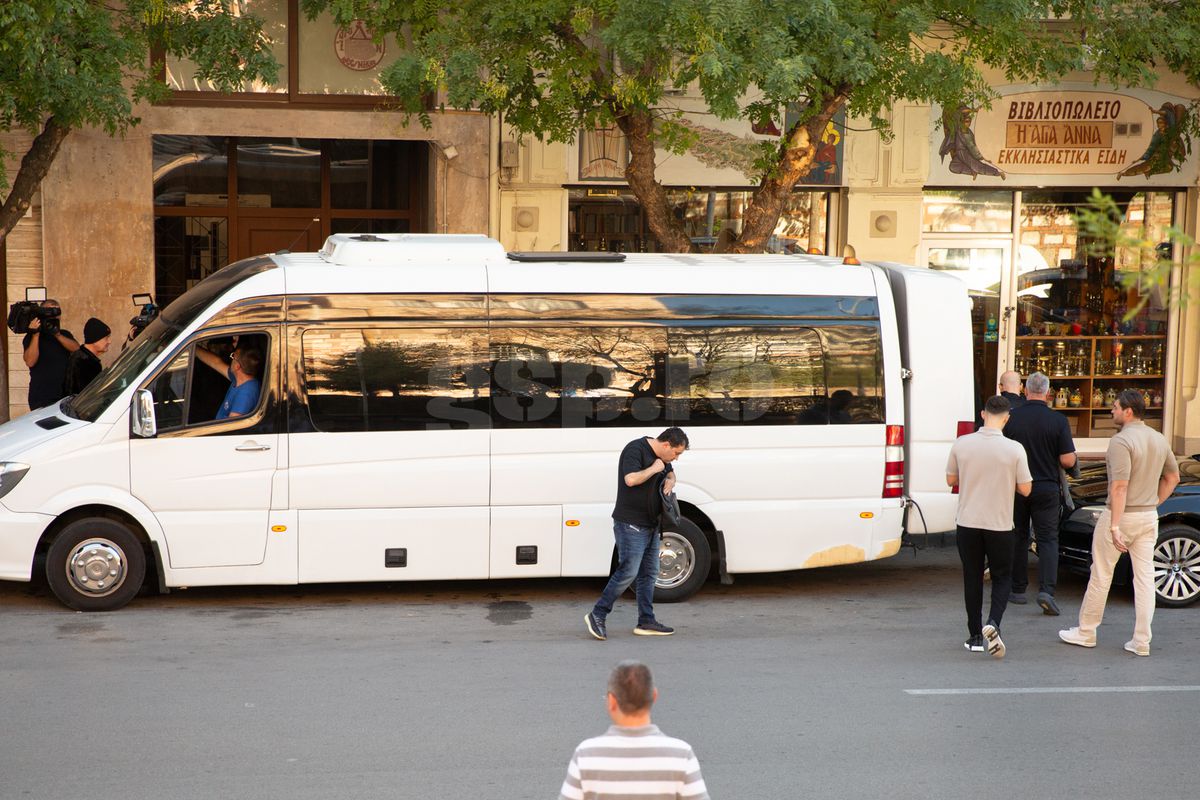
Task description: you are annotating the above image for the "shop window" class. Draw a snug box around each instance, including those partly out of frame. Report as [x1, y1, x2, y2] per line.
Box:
[153, 217, 230, 308]
[922, 190, 1014, 233]
[330, 140, 414, 209]
[153, 136, 229, 207]
[237, 138, 321, 208]
[165, 0, 289, 94]
[568, 188, 830, 254]
[1014, 190, 1172, 438]
[297, 15, 402, 95]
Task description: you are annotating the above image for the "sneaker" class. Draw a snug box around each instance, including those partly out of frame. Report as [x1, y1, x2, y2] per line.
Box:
[1058, 627, 1097, 648]
[1037, 592, 1061, 616]
[982, 623, 1006, 659]
[1010, 592, 1028, 605]
[964, 634, 985, 652]
[584, 612, 607, 641]
[1124, 640, 1150, 657]
[633, 620, 675, 636]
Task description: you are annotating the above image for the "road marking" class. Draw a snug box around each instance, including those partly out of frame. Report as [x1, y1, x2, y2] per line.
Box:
[906, 686, 1200, 696]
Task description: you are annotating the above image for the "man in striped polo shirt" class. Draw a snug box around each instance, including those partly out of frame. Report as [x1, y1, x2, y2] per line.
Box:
[559, 661, 709, 800]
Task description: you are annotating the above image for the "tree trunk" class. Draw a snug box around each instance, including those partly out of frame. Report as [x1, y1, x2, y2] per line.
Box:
[0, 117, 70, 243]
[729, 94, 848, 254]
[615, 110, 693, 253]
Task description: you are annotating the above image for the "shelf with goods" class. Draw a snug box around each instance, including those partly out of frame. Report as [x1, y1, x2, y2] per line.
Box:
[1014, 333, 1166, 438]
[569, 201, 654, 253]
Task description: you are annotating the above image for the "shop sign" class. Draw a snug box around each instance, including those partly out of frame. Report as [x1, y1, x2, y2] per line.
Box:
[929, 88, 1198, 187]
[334, 20, 386, 71]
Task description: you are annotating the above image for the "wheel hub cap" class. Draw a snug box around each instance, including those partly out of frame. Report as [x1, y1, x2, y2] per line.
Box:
[1153, 536, 1200, 603]
[66, 538, 127, 597]
[658, 533, 695, 589]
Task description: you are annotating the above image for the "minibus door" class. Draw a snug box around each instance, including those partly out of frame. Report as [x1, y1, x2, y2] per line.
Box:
[130, 329, 281, 569]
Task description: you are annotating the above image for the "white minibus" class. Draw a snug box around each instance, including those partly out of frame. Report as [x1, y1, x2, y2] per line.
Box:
[0, 234, 973, 610]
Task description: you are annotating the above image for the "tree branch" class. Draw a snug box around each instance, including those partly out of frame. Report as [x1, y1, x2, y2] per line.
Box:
[0, 117, 71, 243]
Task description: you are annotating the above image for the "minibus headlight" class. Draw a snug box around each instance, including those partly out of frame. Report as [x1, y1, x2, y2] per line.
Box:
[0, 463, 30, 499]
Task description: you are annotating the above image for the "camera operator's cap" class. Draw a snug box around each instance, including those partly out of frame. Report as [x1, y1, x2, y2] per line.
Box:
[84, 318, 111, 344]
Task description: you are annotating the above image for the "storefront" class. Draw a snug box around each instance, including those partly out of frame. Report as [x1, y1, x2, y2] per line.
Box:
[918, 86, 1198, 451]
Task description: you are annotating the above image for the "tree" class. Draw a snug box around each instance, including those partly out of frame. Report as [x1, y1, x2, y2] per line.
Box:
[0, 1, 278, 242]
[301, 0, 1200, 253]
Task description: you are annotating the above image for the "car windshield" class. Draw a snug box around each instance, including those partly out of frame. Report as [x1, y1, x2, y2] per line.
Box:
[62, 255, 277, 422]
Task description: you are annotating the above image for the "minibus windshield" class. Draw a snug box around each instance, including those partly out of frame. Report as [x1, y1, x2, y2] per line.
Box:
[63, 318, 178, 422]
[62, 255, 277, 422]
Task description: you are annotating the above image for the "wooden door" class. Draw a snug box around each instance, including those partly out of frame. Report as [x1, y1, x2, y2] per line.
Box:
[237, 216, 324, 260]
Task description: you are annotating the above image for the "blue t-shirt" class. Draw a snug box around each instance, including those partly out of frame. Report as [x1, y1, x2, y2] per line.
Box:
[216, 377, 261, 420]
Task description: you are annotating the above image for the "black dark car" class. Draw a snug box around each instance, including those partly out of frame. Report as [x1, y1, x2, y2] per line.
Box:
[1059, 455, 1200, 607]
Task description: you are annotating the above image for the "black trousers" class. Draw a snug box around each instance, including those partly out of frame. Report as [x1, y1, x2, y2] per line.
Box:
[1012, 487, 1061, 595]
[957, 526, 1014, 637]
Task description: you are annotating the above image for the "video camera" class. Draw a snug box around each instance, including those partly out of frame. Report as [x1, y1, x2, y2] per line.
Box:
[129, 293, 159, 339]
[6, 287, 61, 335]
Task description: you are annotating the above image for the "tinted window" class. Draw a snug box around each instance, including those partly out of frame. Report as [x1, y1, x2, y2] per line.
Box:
[143, 331, 272, 433]
[821, 324, 885, 424]
[666, 327, 826, 425]
[302, 328, 490, 432]
[491, 327, 668, 428]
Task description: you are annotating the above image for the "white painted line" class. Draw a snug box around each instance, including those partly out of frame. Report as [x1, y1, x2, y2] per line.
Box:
[906, 686, 1200, 696]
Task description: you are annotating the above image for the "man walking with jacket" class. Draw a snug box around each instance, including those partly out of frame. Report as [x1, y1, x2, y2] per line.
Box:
[585, 428, 689, 640]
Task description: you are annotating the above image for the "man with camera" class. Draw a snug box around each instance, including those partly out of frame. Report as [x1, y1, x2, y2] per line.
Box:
[22, 299, 79, 410]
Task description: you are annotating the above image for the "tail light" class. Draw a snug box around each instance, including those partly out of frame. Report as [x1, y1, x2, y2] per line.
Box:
[952, 420, 973, 493]
[883, 424, 904, 498]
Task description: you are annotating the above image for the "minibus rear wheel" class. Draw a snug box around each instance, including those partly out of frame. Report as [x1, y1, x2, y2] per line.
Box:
[46, 518, 147, 612]
[655, 518, 711, 603]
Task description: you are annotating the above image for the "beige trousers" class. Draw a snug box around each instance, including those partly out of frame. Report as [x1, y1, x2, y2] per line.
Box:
[1078, 509, 1158, 647]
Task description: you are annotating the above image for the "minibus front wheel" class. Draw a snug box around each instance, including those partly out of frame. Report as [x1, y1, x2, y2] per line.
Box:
[46, 518, 147, 612]
[655, 518, 711, 603]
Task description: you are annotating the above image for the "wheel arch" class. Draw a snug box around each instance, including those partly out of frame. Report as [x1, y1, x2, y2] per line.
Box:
[35, 505, 161, 592]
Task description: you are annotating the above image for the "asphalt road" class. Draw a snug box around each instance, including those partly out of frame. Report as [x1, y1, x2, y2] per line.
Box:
[1, 543, 1197, 800]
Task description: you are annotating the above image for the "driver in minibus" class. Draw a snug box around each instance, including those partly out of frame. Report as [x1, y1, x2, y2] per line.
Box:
[195, 342, 263, 420]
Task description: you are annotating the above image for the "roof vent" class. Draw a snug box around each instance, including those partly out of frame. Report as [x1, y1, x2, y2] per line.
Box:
[351, 234, 386, 242]
[507, 251, 626, 263]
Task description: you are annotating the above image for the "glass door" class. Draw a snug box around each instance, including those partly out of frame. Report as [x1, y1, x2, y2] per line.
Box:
[919, 239, 1017, 415]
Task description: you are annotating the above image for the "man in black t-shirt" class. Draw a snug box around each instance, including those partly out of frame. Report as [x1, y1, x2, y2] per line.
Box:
[585, 427, 690, 641]
[1003, 372, 1077, 615]
[22, 299, 79, 410]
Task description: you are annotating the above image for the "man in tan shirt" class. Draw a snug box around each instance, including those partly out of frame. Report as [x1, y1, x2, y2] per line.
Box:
[1060, 390, 1179, 656]
[946, 395, 1033, 658]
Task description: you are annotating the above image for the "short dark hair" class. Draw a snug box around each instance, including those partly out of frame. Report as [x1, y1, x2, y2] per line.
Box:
[983, 395, 1011, 415]
[657, 427, 689, 449]
[1116, 389, 1145, 418]
[234, 346, 264, 378]
[608, 661, 655, 713]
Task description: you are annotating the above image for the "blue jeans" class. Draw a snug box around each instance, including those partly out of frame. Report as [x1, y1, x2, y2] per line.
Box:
[592, 521, 660, 625]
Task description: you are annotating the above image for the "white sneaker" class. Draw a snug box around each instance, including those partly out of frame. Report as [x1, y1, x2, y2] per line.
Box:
[982, 623, 1005, 659]
[1124, 640, 1150, 657]
[1058, 627, 1097, 648]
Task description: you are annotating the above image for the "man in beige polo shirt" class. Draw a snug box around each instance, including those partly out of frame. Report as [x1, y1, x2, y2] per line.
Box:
[947, 395, 1033, 658]
[1060, 390, 1179, 656]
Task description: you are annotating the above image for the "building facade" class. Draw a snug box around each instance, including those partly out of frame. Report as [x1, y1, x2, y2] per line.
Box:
[3, 12, 1200, 457]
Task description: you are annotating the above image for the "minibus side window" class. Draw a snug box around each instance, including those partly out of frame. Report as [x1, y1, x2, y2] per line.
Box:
[489, 327, 668, 429]
[820, 324, 885, 424]
[666, 327, 826, 426]
[144, 331, 271, 434]
[149, 350, 191, 430]
[301, 327, 490, 432]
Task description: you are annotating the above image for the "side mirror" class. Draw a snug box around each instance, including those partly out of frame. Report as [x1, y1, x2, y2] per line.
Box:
[131, 389, 157, 439]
